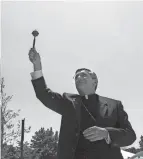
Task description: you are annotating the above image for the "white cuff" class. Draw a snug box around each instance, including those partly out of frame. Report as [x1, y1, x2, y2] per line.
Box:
[30, 70, 43, 80]
[105, 132, 111, 144]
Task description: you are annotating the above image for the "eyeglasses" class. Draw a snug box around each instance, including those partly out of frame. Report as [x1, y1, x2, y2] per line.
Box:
[73, 71, 91, 81]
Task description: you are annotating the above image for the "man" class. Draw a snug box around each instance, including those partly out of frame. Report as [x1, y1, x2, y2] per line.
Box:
[29, 48, 136, 159]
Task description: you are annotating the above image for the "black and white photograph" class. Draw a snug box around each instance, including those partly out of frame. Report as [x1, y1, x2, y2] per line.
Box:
[1, 1, 143, 159]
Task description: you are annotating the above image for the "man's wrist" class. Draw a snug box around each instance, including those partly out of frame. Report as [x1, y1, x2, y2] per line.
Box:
[103, 128, 111, 144]
[31, 70, 43, 80]
[33, 62, 42, 71]
[103, 128, 109, 139]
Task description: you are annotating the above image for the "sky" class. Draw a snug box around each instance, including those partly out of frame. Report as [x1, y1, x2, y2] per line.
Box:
[1, 1, 143, 148]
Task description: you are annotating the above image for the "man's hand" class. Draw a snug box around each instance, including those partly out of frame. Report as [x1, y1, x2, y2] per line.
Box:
[83, 126, 108, 142]
[28, 48, 42, 71]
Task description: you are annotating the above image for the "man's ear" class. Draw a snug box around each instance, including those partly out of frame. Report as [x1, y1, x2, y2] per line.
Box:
[93, 79, 98, 90]
[92, 79, 96, 86]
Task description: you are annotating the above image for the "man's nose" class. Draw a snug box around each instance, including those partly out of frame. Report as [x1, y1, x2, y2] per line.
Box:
[77, 76, 84, 81]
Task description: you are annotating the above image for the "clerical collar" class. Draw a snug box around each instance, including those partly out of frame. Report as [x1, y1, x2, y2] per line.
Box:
[81, 93, 96, 100]
[85, 95, 88, 99]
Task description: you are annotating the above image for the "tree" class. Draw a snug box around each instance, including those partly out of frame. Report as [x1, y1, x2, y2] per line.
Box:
[30, 127, 59, 158]
[1, 77, 31, 158]
[1, 144, 17, 159]
[124, 147, 138, 154]
[16, 141, 33, 159]
[124, 135, 143, 154]
[1, 141, 33, 159]
[139, 135, 143, 151]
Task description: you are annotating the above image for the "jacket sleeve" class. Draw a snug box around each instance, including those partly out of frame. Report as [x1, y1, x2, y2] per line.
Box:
[106, 101, 136, 147]
[31, 76, 72, 115]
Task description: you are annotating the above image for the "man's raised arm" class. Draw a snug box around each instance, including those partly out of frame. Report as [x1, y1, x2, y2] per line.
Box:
[28, 48, 71, 115]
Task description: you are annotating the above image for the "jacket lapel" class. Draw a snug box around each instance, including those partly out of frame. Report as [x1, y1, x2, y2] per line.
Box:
[98, 96, 110, 118]
[72, 95, 82, 125]
[99, 101, 108, 117]
[72, 94, 111, 124]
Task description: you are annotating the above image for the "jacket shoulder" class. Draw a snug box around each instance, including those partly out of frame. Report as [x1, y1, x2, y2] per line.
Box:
[62, 92, 79, 101]
[98, 95, 121, 106]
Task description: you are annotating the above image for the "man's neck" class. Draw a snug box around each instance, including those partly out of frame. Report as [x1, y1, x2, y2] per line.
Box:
[80, 93, 96, 99]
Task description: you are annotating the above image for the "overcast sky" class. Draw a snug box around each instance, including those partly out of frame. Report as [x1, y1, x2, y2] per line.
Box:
[1, 1, 143, 148]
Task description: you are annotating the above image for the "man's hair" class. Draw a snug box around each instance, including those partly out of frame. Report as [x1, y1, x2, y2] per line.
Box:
[75, 68, 97, 80]
[75, 68, 98, 90]
[75, 68, 92, 74]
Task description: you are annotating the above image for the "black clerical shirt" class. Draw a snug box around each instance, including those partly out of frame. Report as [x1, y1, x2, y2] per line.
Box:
[75, 94, 100, 152]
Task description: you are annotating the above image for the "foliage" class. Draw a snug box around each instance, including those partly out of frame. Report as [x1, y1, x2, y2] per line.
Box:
[124, 147, 138, 154]
[1, 144, 16, 159]
[1, 77, 31, 158]
[139, 135, 143, 151]
[124, 135, 143, 154]
[30, 127, 59, 158]
[16, 141, 33, 159]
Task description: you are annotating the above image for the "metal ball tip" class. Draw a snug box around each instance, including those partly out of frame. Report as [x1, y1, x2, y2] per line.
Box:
[32, 30, 39, 37]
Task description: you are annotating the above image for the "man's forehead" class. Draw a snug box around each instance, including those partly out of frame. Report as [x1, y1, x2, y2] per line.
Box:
[76, 70, 90, 74]
[75, 70, 92, 77]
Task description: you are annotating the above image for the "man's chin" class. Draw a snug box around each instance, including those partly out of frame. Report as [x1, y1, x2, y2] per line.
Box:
[77, 89, 88, 96]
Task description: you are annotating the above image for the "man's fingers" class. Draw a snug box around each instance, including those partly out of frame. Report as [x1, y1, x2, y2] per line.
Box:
[30, 47, 35, 51]
[29, 48, 37, 54]
[83, 131, 94, 136]
[29, 50, 34, 56]
[83, 129, 93, 135]
[83, 130, 102, 141]
[83, 129, 98, 136]
[83, 126, 99, 134]
[83, 127, 93, 133]
[29, 54, 34, 60]
[84, 133, 101, 140]
[84, 134, 96, 139]
[89, 137, 103, 142]
[85, 135, 96, 140]
[85, 134, 103, 142]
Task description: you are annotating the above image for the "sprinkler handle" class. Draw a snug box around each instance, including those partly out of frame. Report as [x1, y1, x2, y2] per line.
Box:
[33, 37, 36, 49]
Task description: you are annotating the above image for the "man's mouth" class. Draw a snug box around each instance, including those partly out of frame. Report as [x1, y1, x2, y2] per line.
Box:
[77, 80, 86, 84]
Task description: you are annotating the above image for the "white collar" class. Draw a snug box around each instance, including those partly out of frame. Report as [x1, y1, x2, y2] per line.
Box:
[85, 95, 88, 99]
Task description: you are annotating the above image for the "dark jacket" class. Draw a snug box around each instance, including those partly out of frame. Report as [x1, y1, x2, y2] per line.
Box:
[31, 76, 136, 159]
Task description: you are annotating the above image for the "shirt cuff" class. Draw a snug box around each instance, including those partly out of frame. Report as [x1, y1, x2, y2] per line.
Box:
[30, 70, 43, 80]
[105, 131, 111, 144]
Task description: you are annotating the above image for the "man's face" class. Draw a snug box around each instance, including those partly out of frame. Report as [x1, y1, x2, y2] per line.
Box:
[74, 70, 97, 95]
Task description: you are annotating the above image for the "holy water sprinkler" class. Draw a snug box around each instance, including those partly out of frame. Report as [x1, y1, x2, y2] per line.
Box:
[32, 30, 39, 48]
